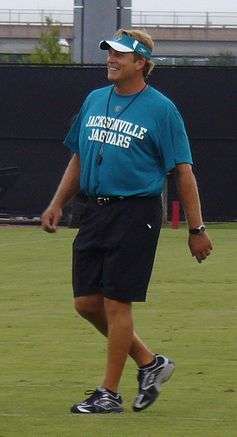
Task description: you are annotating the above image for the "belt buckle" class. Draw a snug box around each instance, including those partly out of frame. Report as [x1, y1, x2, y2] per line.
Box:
[97, 197, 109, 205]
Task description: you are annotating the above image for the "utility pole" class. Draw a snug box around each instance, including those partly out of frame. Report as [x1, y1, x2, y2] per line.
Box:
[73, 0, 131, 64]
[117, 0, 121, 29]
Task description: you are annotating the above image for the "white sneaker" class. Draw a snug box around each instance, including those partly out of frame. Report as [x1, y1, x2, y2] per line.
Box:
[133, 354, 175, 412]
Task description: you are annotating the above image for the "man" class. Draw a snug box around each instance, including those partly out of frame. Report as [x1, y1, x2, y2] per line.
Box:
[41, 29, 213, 414]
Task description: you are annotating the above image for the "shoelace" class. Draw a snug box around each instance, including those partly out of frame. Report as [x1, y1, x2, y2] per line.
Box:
[83, 389, 102, 403]
[83, 388, 120, 403]
[85, 389, 97, 396]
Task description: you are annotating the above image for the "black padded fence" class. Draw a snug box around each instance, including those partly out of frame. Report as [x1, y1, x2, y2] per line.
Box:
[0, 64, 236, 221]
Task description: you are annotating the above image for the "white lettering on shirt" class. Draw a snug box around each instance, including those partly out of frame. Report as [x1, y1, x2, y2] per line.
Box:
[86, 115, 147, 149]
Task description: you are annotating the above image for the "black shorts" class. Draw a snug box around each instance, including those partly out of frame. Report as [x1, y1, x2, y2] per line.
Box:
[72, 196, 162, 302]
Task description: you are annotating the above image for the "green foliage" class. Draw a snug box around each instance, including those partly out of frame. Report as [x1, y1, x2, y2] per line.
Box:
[29, 17, 71, 64]
[0, 225, 237, 436]
[0, 53, 11, 63]
[0, 53, 28, 63]
[207, 51, 236, 66]
[155, 53, 236, 66]
[175, 57, 196, 66]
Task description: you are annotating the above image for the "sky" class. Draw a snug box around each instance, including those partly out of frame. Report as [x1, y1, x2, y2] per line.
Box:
[2, 0, 237, 12]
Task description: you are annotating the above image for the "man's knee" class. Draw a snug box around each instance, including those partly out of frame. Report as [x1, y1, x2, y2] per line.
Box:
[74, 295, 103, 320]
[104, 297, 132, 318]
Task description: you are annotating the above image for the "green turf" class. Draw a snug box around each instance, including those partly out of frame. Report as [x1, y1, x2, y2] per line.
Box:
[0, 225, 236, 437]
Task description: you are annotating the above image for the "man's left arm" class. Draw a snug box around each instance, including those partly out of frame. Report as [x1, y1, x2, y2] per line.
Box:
[175, 163, 213, 263]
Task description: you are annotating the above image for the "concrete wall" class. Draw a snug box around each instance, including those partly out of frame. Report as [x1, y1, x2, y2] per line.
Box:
[154, 40, 237, 57]
[0, 24, 72, 54]
[148, 26, 237, 57]
[1, 22, 237, 59]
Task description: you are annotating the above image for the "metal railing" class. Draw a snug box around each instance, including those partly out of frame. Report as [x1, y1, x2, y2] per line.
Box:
[0, 9, 73, 25]
[132, 10, 237, 27]
[0, 9, 236, 28]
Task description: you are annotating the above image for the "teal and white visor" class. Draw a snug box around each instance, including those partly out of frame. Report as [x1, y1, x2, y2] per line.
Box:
[100, 33, 152, 60]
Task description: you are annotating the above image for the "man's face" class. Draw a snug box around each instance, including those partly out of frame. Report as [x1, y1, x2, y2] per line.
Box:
[106, 48, 143, 83]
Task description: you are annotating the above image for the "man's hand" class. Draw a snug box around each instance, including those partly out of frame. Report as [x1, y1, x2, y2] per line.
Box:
[41, 154, 80, 233]
[188, 232, 213, 263]
[41, 205, 63, 233]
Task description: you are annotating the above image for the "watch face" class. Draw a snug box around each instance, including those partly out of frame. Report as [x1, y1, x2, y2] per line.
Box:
[189, 225, 206, 235]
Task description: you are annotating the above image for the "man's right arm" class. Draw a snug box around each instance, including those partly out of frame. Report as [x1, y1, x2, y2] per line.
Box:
[41, 153, 80, 233]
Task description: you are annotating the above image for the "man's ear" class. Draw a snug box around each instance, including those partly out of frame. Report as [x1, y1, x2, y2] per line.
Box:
[135, 58, 146, 72]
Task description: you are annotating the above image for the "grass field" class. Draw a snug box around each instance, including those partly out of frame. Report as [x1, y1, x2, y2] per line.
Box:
[0, 224, 236, 437]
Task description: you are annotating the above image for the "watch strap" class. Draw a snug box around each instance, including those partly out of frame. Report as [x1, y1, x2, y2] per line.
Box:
[189, 225, 206, 235]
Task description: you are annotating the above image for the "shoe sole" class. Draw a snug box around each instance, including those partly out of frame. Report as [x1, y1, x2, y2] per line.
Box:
[133, 360, 175, 412]
[71, 409, 124, 414]
[71, 405, 124, 414]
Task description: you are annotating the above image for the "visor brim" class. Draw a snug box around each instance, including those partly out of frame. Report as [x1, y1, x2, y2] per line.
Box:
[99, 40, 133, 53]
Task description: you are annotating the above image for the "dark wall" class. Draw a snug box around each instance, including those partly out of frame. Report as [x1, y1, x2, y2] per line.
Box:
[0, 65, 236, 220]
[155, 67, 236, 221]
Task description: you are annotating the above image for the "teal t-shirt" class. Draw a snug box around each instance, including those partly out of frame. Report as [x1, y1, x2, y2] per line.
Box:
[64, 85, 192, 196]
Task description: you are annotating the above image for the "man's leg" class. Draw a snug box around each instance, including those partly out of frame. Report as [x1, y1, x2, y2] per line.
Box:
[75, 294, 154, 368]
[73, 294, 175, 413]
[102, 298, 133, 392]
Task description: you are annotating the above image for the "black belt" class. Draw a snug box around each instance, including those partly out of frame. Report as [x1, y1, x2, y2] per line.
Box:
[87, 196, 125, 205]
[79, 195, 160, 206]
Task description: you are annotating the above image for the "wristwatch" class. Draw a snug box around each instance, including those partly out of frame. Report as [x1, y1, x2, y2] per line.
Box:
[189, 225, 206, 235]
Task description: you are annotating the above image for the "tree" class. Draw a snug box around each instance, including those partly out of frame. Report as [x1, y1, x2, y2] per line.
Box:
[29, 18, 71, 64]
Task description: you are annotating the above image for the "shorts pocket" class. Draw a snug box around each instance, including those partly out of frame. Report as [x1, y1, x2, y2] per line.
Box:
[70, 199, 87, 228]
